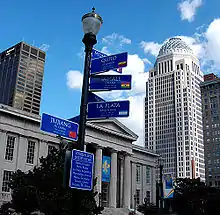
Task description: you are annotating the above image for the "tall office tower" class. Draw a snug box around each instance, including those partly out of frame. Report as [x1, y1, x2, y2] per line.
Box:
[0, 42, 46, 115]
[201, 74, 220, 187]
[145, 38, 205, 180]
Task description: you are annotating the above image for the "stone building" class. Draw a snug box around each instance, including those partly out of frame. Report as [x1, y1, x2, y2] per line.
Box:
[0, 104, 158, 209]
[145, 37, 205, 181]
[201, 74, 220, 186]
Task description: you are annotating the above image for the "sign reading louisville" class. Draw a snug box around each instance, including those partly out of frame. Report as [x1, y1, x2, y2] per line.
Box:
[70, 150, 94, 191]
[87, 100, 130, 119]
[90, 75, 132, 91]
[40, 113, 79, 141]
[90, 52, 128, 75]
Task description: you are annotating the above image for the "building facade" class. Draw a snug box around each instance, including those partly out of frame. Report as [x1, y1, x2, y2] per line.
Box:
[0, 42, 45, 115]
[145, 37, 205, 181]
[0, 104, 158, 209]
[201, 74, 220, 187]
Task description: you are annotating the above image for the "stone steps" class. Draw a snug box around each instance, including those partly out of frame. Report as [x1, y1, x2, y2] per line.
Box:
[101, 208, 144, 215]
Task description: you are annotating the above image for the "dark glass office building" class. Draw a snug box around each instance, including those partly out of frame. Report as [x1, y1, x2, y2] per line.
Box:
[0, 42, 45, 115]
[201, 73, 220, 187]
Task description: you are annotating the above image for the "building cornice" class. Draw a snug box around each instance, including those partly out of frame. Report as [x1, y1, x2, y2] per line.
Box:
[87, 122, 137, 141]
[0, 104, 41, 123]
[87, 118, 138, 141]
[132, 145, 159, 157]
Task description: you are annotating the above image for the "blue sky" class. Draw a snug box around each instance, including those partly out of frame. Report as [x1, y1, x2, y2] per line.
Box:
[1, 0, 220, 145]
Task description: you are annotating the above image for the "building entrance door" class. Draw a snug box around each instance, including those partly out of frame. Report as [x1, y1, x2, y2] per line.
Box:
[102, 182, 109, 207]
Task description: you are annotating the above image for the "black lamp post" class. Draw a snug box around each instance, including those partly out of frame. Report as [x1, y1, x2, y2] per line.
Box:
[62, 8, 103, 189]
[77, 8, 103, 151]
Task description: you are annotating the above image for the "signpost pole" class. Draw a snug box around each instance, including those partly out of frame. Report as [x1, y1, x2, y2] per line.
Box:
[77, 8, 103, 151]
[77, 35, 96, 151]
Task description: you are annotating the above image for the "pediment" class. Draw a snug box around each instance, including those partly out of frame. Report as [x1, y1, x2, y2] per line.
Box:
[87, 118, 138, 141]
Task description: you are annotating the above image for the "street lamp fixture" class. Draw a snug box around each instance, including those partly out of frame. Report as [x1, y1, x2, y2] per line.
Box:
[62, 8, 102, 189]
[77, 8, 103, 151]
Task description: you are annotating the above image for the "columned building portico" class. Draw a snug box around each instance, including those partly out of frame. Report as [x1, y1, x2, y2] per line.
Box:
[0, 105, 159, 210]
[81, 118, 159, 210]
[109, 149, 117, 208]
[94, 145, 102, 201]
[123, 153, 131, 208]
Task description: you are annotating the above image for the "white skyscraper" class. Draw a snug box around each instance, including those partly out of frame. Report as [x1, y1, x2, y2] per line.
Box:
[145, 37, 205, 181]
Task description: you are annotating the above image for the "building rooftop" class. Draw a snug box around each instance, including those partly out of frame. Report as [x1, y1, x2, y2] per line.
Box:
[158, 37, 193, 57]
[201, 74, 220, 87]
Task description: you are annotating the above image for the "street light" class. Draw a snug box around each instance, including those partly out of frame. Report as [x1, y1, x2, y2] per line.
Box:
[62, 8, 102, 189]
[77, 7, 103, 151]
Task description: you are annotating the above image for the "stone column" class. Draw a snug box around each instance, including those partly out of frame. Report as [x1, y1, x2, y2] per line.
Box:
[123, 153, 131, 208]
[94, 146, 102, 200]
[109, 149, 117, 208]
[84, 143, 87, 152]
[0, 131, 7, 167]
[131, 162, 137, 208]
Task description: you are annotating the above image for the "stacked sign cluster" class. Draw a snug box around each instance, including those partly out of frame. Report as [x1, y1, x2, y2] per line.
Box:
[87, 49, 131, 119]
[40, 49, 132, 191]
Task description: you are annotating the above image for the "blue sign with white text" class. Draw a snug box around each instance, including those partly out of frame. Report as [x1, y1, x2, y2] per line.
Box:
[92, 49, 122, 74]
[92, 49, 108, 59]
[91, 52, 128, 74]
[87, 100, 130, 119]
[88, 92, 105, 103]
[102, 156, 111, 182]
[90, 75, 132, 91]
[40, 113, 79, 141]
[70, 150, 94, 191]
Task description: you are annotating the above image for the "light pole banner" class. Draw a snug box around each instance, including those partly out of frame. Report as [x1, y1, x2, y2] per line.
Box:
[102, 156, 111, 182]
[163, 174, 174, 199]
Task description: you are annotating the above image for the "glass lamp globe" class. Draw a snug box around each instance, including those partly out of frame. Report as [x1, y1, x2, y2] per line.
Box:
[82, 8, 103, 36]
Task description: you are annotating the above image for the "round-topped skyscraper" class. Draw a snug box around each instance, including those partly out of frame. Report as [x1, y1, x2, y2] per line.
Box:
[158, 37, 193, 57]
[145, 37, 205, 182]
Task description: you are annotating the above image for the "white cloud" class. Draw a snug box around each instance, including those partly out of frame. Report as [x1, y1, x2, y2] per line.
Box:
[66, 70, 83, 89]
[205, 19, 220, 67]
[102, 33, 132, 46]
[39, 44, 50, 52]
[66, 51, 148, 145]
[178, 0, 203, 22]
[142, 58, 152, 65]
[77, 47, 84, 59]
[120, 95, 145, 146]
[177, 35, 206, 58]
[96, 53, 149, 146]
[140, 41, 162, 57]
[100, 46, 111, 55]
[141, 18, 220, 74]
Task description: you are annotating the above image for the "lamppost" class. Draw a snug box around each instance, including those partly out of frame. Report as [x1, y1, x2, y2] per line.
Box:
[77, 8, 103, 151]
[63, 8, 103, 189]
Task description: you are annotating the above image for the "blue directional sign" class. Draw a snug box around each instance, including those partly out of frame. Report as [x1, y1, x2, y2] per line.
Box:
[92, 49, 108, 59]
[88, 91, 105, 103]
[70, 149, 94, 191]
[92, 49, 122, 74]
[91, 52, 128, 75]
[90, 75, 132, 91]
[87, 100, 130, 119]
[40, 113, 79, 141]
